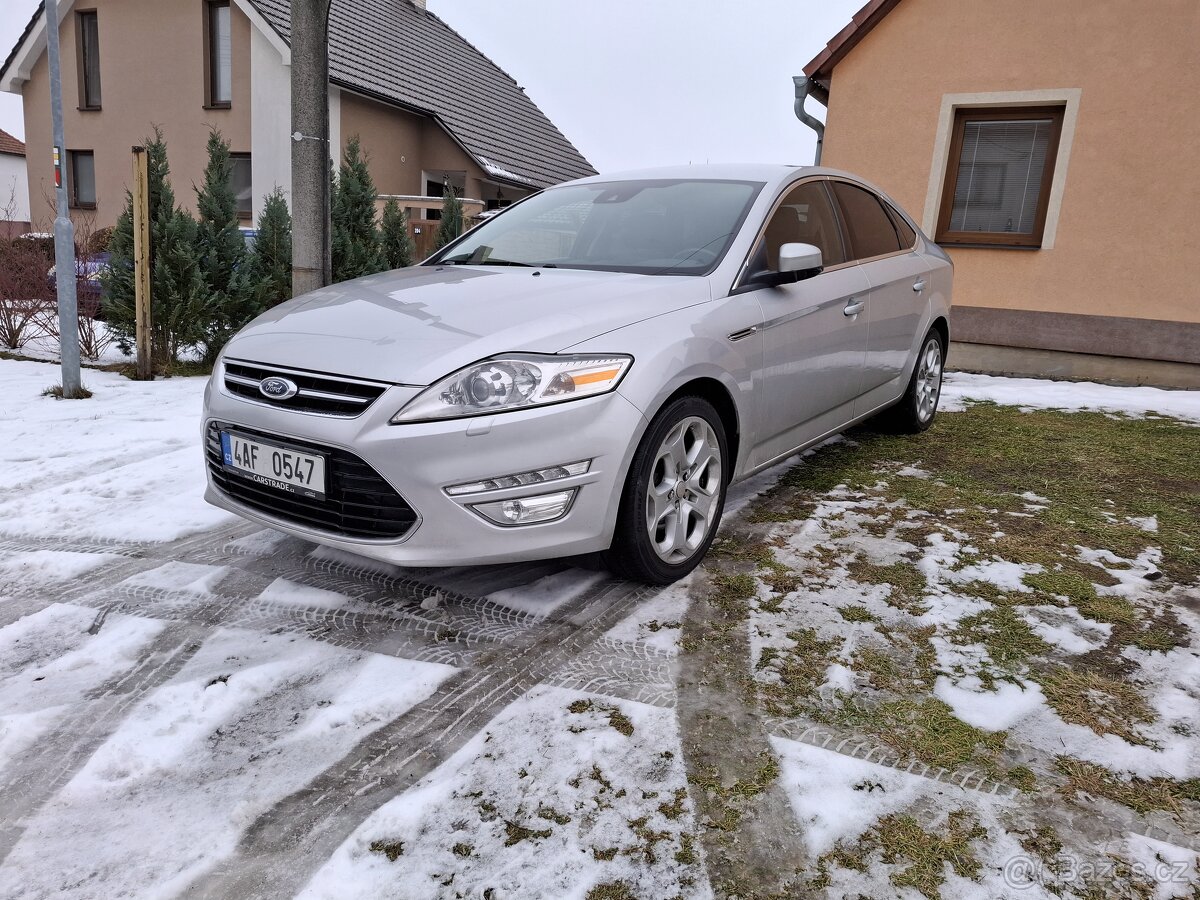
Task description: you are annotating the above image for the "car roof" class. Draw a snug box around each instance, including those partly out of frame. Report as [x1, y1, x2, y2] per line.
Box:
[567, 163, 802, 187]
[559, 163, 885, 195]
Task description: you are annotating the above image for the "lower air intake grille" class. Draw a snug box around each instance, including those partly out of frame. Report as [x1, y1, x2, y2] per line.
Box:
[206, 422, 418, 540]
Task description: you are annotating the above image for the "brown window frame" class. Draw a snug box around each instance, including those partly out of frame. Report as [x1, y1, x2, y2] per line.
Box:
[935, 106, 1064, 249]
[75, 10, 101, 111]
[203, 0, 232, 109]
[68, 150, 97, 209]
[229, 151, 252, 220]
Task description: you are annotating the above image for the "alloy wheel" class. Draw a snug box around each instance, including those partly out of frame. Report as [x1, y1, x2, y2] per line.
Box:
[644, 416, 723, 564]
[916, 337, 943, 422]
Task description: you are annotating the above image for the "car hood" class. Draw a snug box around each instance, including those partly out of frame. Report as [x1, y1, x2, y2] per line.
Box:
[225, 265, 711, 385]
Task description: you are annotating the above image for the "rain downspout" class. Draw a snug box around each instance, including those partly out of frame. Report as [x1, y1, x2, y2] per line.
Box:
[793, 75, 826, 165]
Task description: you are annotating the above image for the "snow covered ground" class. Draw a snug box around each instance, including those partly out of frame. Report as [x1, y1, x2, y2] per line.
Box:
[0, 356, 1197, 899]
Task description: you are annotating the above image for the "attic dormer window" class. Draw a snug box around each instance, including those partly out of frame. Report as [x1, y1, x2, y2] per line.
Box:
[205, 0, 232, 108]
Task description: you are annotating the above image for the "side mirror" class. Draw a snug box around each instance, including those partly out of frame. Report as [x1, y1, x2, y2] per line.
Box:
[779, 242, 822, 275]
[746, 242, 824, 288]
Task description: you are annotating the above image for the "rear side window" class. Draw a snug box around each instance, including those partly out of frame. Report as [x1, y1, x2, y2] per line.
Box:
[831, 181, 902, 261]
[886, 202, 917, 248]
[758, 180, 846, 270]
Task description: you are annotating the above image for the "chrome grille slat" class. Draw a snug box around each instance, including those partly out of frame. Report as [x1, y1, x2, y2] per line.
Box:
[222, 360, 389, 417]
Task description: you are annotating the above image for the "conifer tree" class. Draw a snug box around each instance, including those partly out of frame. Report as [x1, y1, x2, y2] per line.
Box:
[249, 187, 292, 308]
[433, 182, 464, 251]
[331, 135, 386, 281]
[102, 128, 209, 368]
[195, 129, 254, 363]
[380, 198, 415, 269]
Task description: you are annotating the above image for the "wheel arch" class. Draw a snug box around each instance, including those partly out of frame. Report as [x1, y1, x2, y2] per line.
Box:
[930, 315, 950, 359]
[649, 376, 741, 484]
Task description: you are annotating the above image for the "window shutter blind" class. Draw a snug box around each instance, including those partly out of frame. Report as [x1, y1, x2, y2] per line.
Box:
[949, 119, 1053, 235]
[81, 13, 101, 107]
[212, 4, 232, 104]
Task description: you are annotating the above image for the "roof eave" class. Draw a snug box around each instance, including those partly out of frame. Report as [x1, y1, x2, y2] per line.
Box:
[801, 0, 903, 93]
[1, 1, 50, 94]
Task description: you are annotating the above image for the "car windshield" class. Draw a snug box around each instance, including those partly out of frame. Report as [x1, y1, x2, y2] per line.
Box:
[431, 179, 763, 275]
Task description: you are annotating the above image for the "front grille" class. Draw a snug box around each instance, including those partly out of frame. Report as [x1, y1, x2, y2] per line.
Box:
[206, 422, 418, 540]
[223, 359, 389, 417]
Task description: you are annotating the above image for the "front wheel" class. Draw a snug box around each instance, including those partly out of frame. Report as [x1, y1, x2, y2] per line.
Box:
[603, 396, 728, 585]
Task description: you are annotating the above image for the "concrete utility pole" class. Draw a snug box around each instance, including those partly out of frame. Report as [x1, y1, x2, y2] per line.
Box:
[45, 0, 84, 397]
[291, 0, 333, 296]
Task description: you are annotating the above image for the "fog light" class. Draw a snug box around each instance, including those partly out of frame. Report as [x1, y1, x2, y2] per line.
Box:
[472, 489, 577, 526]
[445, 460, 590, 496]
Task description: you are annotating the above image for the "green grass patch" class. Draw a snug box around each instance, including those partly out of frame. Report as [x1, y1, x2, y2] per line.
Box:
[758, 628, 844, 717]
[951, 605, 1051, 674]
[1018, 824, 1062, 865]
[585, 882, 637, 900]
[822, 809, 988, 900]
[688, 752, 780, 833]
[503, 819, 552, 846]
[846, 558, 930, 613]
[1036, 667, 1157, 745]
[838, 604, 879, 623]
[367, 839, 404, 861]
[826, 698, 1007, 771]
[1007, 765, 1038, 793]
[1055, 757, 1200, 817]
[567, 698, 635, 737]
[749, 405, 1200, 585]
[42, 382, 94, 399]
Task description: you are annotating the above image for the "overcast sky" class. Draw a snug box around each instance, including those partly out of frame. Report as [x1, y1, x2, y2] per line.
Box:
[0, 0, 859, 172]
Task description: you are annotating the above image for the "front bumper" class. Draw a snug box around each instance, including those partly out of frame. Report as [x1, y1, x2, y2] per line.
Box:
[201, 373, 648, 566]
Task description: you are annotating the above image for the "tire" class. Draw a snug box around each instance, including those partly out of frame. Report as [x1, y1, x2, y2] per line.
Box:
[878, 328, 945, 434]
[603, 396, 729, 585]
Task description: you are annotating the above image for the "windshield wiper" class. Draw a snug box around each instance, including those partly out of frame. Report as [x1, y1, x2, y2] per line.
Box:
[475, 259, 537, 267]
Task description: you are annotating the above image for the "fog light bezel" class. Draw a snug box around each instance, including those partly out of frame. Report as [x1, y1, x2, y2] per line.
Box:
[444, 460, 591, 497]
[470, 488, 578, 527]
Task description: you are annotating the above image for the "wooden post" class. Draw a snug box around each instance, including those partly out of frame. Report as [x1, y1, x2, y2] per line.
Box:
[131, 145, 152, 381]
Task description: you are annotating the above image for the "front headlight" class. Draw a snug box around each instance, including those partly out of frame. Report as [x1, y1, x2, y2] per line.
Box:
[390, 353, 633, 423]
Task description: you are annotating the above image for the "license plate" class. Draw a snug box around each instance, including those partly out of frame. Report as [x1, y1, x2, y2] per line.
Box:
[220, 431, 326, 500]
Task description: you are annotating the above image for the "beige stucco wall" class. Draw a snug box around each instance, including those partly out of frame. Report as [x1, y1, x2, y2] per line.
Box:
[340, 92, 431, 197]
[21, 0, 252, 230]
[819, 0, 1200, 325]
[341, 90, 527, 210]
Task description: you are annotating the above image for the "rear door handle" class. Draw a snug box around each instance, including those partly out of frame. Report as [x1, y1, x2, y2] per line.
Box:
[912, 279, 927, 292]
[843, 299, 865, 317]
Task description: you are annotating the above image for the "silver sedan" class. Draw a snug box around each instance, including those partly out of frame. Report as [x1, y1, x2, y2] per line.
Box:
[202, 165, 952, 584]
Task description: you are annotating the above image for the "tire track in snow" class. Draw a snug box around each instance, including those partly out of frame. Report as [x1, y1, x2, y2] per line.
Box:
[1, 523, 676, 888]
[181, 578, 660, 900]
[0, 621, 208, 865]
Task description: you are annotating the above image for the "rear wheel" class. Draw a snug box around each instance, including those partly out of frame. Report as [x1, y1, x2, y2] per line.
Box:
[878, 329, 944, 433]
[604, 396, 728, 585]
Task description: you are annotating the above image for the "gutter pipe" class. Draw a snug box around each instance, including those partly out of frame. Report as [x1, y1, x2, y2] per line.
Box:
[793, 75, 826, 165]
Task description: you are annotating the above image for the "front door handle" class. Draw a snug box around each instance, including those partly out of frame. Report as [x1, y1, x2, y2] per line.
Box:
[843, 298, 865, 317]
[912, 279, 927, 292]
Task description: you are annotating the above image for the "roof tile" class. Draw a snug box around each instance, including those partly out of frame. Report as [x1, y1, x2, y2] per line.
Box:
[250, 0, 596, 188]
[0, 127, 25, 156]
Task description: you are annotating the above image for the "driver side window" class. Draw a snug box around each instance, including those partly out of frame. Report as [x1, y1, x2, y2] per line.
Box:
[759, 180, 847, 270]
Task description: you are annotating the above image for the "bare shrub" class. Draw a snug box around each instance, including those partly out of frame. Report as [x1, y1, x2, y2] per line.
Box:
[0, 238, 53, 349]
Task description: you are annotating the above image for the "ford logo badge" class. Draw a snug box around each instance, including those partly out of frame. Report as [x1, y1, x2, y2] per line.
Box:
[259, 376, 298, 400]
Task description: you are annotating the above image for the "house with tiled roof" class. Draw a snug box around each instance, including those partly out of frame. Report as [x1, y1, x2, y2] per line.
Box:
[0, 126, 30, 235]
[796, 0, 1200, 388]
[0, 0, 595, 252]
